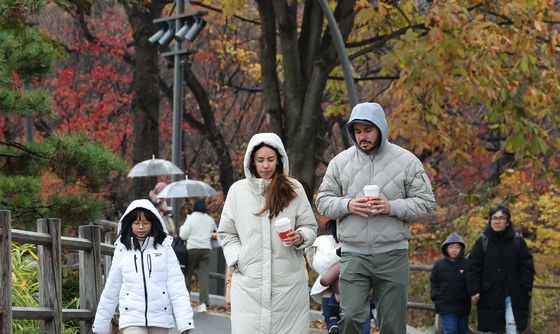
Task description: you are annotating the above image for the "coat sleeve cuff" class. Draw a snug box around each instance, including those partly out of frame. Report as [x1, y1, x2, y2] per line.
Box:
[92, 323, 110, 334]
[389, 199, 403, 217]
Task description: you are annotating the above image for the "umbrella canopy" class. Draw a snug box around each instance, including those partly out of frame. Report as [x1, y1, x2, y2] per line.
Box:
[156, 177, 218, 198]
[127, 155, 183, 178]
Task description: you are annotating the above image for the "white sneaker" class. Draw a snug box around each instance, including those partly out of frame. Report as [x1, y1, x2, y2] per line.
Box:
[196, 303, 207, 313]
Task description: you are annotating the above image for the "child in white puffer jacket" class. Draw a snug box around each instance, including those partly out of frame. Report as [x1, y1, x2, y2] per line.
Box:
[92, 199, 194, 334]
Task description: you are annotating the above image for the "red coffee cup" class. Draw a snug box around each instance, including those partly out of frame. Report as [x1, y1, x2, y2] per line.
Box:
[274, 217, 292, 246]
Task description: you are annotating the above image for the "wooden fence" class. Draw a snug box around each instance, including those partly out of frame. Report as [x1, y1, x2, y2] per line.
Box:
[0, 210, 115, 334]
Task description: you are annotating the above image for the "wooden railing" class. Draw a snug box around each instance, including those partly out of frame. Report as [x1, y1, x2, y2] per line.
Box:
[2, 208, 559, 334]
[0, 210, 115, 334]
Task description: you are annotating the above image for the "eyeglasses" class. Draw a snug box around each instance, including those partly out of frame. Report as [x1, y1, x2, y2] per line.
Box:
[491, 216, 507, 222]
[133, 220, 152, 227]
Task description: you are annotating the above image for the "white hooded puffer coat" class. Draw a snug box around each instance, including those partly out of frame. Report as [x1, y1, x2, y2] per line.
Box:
[218, 133, 318, 334]
[92, 199, 194, 333]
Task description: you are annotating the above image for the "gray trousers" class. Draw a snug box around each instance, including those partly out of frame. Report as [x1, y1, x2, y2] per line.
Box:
[339, 249, 409, 334]
[186, 248, 211, 305]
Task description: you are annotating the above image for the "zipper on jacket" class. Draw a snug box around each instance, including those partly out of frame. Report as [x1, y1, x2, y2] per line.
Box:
[147, 254, 152, 278]
[134, 254, 138, 273]
[140, 248, 149, 326]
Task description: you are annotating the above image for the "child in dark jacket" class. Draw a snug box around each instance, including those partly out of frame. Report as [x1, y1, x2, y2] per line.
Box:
[430, 233, 471, 334]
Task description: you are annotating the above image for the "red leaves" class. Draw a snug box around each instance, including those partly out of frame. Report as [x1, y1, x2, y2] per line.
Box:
[48, 60, 133, 152]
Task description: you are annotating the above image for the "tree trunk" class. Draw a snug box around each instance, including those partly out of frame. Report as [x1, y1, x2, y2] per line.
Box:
[183, 66, 236, 195]
[256, 0, 283, 135]
[125, 2, 165, 199]
[258, 0, 356, 196]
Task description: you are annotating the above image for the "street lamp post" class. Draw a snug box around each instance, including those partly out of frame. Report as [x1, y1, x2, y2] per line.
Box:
[317, 0, 358, 107]
[149, 0, 207, 228]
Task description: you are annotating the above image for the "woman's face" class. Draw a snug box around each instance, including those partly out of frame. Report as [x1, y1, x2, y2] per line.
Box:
[490, 210, 509, 232]
[132, 212, 152, 239]
[253, 146, 278, 179]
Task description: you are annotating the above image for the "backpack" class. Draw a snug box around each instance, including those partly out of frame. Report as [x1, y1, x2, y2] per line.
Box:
[481, 234, 522, 253]
[172, 236, 188, 272]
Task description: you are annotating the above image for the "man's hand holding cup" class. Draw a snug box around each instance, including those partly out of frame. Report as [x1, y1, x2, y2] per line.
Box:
[363, 185, 390, 215]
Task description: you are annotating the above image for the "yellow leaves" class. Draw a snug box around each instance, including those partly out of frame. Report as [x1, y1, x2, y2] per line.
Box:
[425, 0, 468, 31]
[211, 36, 260, 81]
[550, 31, 558, 54]
[518, 54, 531, 77]
[428, 27, 444, 43]
[354, 0, 370, 11]
[354, 6, 376, 28]
[534, 19, 544, 32]
[222, 0, 246, 18]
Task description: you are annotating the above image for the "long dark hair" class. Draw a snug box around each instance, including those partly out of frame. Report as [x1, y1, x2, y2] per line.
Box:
[119, 208, 166, 250]
[250, 143, 297, 219]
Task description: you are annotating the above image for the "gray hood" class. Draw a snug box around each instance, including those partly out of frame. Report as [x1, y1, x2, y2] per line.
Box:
[345, 102, 389, 153]
[441, 232, 465, 258]
[243, 132, 289, 180]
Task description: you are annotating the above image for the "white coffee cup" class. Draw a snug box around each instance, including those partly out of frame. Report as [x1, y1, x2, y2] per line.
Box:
[363, 185, 380, 197]
[274, 217, 293, 247]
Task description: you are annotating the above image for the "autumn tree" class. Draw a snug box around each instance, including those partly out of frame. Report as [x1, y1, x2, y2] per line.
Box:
[0, 0, 126, 228]
[220, 0, 560, 200]
[47, 0, 244, 200]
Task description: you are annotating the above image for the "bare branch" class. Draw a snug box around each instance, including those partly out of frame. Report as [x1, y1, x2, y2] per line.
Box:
[191, 1, 260, 25]
[0, 140, 49, 158]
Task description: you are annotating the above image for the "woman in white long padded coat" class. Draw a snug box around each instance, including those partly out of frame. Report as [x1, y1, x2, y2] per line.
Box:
[218, 133, 318, 334]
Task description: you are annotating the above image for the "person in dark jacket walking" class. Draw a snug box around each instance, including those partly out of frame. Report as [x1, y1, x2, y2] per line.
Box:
[430, 233, 470, 334]
[467, 205, 535, 334]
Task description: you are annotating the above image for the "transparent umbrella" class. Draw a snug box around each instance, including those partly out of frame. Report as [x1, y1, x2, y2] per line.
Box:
[127, 155, 183, 178]
[156, 177, 218, 198]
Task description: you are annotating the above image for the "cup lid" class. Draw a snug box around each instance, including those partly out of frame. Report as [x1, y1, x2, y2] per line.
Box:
[274, 217, 291, 225]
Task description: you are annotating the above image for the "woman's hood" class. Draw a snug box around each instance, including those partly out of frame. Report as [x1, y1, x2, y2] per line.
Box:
[117, 199, 167, 235]
[243, 133, 289, 180]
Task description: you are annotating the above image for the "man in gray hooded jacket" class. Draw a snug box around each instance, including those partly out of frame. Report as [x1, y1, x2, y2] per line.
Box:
[316, 102, 436, 334]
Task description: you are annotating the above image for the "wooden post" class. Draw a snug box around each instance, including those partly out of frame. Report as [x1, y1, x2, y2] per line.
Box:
[103, 231, 115, 281]
[79, 225, 102, 334]
[37, 218, 62, 334]
[434, 313, 443, 334]
[0, 211, 12, 334]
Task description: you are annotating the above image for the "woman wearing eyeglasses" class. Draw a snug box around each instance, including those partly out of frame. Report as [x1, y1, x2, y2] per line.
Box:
[466, 205, 535, 334]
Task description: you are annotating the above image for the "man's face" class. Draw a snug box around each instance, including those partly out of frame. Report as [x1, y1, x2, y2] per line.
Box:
[353, 123, 380, 153]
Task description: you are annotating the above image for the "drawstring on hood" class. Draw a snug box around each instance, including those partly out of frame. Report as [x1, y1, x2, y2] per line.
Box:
[345, 102, 389, 154]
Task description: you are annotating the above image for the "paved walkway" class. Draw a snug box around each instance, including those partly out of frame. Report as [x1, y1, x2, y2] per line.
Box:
[177, 311, 324, 333]
[184, 312, 424, 333]
[177, 293, 425, 334]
